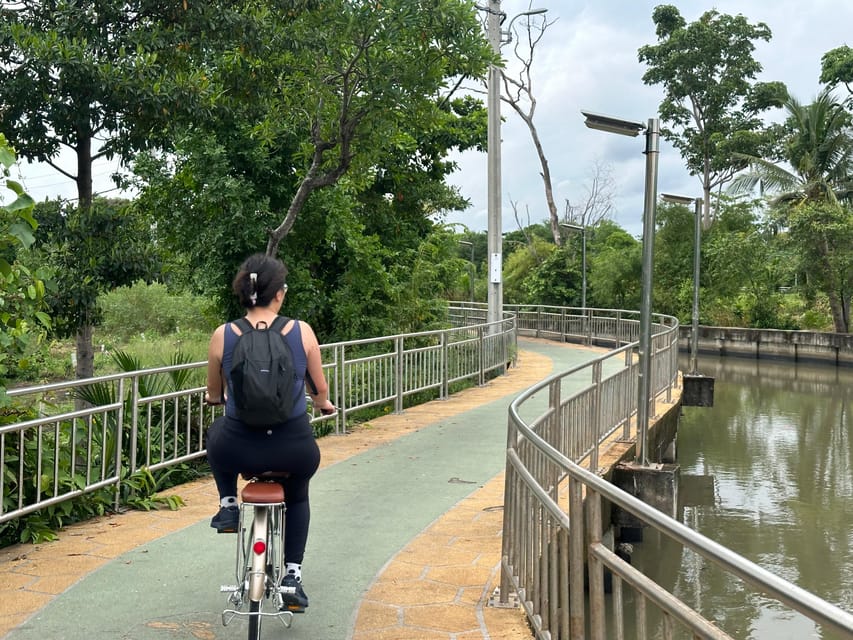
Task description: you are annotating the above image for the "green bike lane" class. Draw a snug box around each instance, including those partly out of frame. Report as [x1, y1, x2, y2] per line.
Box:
[5, 339, 604, 640]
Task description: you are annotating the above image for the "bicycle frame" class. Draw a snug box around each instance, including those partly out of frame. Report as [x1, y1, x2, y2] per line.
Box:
[221, 478, 293, 638]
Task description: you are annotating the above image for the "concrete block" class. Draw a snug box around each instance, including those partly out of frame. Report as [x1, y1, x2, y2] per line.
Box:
[682, 374, 714, 407]
[610, 462, 680, 531]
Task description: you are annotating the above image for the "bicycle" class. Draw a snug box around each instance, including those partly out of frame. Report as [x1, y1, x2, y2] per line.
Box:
[210, 380, 334, 639]
[220, 471, 300, 639]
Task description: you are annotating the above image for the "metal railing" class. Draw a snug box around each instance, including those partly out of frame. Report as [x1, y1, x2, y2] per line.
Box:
[5, 301, 852, 639]
[2, 309, 515, 524]
[499, 309, 853, 639]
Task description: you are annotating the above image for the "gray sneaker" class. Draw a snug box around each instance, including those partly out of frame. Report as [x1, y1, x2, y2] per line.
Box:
[210, 506, 239, 533]
[280, 574, 309, 612]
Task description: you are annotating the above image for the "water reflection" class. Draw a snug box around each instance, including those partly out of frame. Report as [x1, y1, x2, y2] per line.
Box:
[630, 354, 853, 639]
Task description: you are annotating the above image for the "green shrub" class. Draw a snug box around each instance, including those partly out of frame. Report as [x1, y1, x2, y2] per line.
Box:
[99, 281, 218, 339]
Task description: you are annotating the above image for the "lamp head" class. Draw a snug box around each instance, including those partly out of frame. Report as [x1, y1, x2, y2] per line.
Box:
[660, 193, 694, 205]
[581, 111, 645, 137]
[559, 223, 584, 232]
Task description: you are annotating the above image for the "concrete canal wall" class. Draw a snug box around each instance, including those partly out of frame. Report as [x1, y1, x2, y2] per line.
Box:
[679, 326, 853, 366]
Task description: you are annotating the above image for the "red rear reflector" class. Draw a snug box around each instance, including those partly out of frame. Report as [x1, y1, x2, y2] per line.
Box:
[253, 540, 266, 555]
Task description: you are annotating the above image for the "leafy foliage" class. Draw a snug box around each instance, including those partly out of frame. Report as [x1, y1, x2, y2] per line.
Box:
[130, 0, 491, 340]
[730, 89, 853, 331]
[98, 280, 218, 340]
[1, 346, 205, 547]
[587, 221, 642, 310]
[639, 5, 786, 223]
[0, 134, 49, 401]
[23, 197, 161, 380]
[821, 45, 853, 98]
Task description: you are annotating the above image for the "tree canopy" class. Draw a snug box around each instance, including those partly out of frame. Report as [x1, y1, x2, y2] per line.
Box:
[638, 5, 786, 226]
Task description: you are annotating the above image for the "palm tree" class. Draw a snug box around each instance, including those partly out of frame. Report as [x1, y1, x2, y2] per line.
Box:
[730, 89, 853, 333]
[731, 88, 853, 204]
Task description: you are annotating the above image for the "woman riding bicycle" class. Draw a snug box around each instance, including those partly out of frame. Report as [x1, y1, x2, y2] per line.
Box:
[205, 253, 334, 612]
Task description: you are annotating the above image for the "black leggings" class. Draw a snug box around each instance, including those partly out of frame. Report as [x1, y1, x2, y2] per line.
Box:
[206, 415, 321, 564]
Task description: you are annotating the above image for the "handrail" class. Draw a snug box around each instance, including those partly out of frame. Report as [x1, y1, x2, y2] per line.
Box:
[499, 308, 853, 639]
[5, 302, 851, 639]
[1, 307, 516, 524]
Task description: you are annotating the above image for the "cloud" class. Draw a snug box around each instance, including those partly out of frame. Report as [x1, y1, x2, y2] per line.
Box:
[444, 0, 853, 237]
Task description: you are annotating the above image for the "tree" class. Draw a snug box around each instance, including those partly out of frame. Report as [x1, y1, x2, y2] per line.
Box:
[521, 246, 581, 307]
[563, 161, 617, 229]
[653, 200, 697, 319]
[503, 235, 554, 304]
[730, 89, 853, 332]
[821, 45, 853, 99]
[0, 1, 233, 209]
[0, 0, 239, 376]
[237, 0, 493, 257]
[587, 221, 641, 309]
[131, 1, 492, 339]
[784, 202, 853, 332]
[33, 198, 160, 377]
[499, 10, 563, 244]
[731, 89, 853, 203]
[638, 5, 786, 227]
[0, 134, 48, 400]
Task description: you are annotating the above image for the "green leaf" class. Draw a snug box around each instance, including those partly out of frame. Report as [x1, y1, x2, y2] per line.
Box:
[0, 147, 14, 170]
[3, 193, 36, 214]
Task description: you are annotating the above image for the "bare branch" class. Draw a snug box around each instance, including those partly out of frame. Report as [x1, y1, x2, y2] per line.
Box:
[498, 9, 562, 245]
[563, 160, 616, 227]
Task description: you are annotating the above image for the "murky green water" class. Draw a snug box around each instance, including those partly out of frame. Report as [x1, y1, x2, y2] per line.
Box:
[630, 354, 853, 640]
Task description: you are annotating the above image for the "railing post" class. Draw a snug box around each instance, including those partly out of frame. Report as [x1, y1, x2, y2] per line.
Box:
[568, 476, 585, 639]
[478, 325, 486, 386]
[623, 348, 634, 440]
[587, 491, 606, 640]
[441, 330, 449, 399]
[616, 309, 622, 346]
[114, 377, 126, 512]
[129, 374, 139, 472]
[338, 344, 347, 433]
[590, 361, 602, 473]
[586, 307, 593, 346]
[500, 420, 516, 604]
[395, 336, 404, 414]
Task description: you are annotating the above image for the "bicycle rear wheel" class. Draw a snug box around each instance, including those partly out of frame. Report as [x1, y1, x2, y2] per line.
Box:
[246, 507, 269, 640]
[247, 600, 261, 640]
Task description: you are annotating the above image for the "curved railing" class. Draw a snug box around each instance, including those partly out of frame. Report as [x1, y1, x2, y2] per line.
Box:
[499, 308, 853, 639]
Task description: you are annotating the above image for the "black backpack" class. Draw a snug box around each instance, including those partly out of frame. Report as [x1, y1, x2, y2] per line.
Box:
[229, 316, 297, 427]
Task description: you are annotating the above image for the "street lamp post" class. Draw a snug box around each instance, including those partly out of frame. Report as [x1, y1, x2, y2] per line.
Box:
[458, 240, 475, 303]
[480, 2, 547, 333]
[559, 222, 587, 309]
[485, 0, 502, 331]
[582, 110, 660, 466]
[661, 193, 702, 375]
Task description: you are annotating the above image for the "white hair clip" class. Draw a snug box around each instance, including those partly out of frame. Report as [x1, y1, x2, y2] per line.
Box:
[249, 272, 258, 305]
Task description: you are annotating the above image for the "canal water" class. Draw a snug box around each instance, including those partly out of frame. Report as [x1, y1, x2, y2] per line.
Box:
[630, 353, 853, 640]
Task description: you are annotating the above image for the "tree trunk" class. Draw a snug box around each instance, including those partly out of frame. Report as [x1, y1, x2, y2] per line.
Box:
[506, 102, 560, 245]
[75, 324, 95, 379]
[75, 129, 96, 379]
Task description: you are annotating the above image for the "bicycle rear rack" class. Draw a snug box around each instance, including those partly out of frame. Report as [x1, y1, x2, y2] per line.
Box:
[220, 584, 295, 629]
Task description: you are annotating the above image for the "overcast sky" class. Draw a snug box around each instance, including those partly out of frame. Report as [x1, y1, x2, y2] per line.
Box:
[12, 1, 853, 239]
[443, 0, 853, 237]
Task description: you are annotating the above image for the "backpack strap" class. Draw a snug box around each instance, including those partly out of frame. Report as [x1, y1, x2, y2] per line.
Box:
[234, 316, 289, 333]
[233, 317, 254, 334]
[270, 315, 290, 333]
